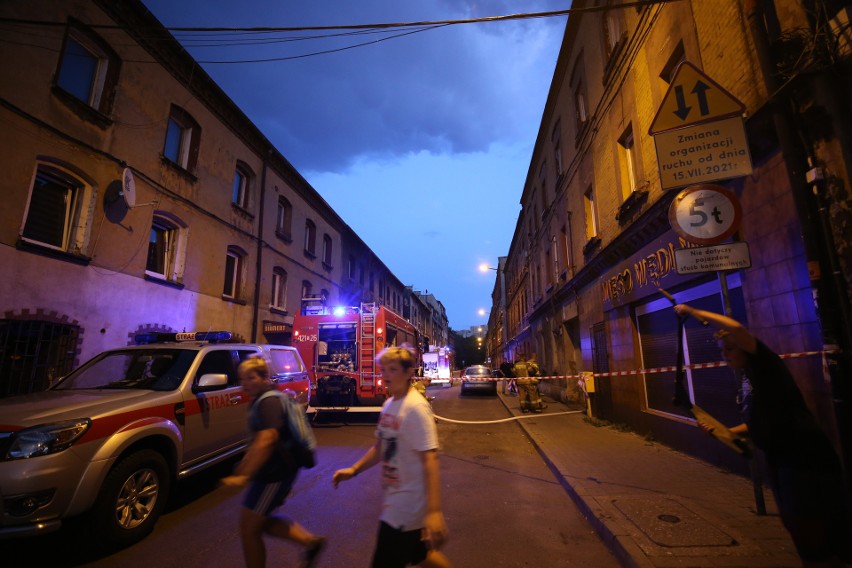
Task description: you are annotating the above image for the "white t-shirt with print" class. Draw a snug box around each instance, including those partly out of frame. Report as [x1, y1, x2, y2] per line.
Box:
[375, 387, 439, 530]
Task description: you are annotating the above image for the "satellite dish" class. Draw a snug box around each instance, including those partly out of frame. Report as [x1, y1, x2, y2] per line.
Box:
[121, 167, 137, 208]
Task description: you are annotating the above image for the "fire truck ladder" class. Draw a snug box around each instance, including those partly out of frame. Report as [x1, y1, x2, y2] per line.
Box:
[359, 303, 377, 390]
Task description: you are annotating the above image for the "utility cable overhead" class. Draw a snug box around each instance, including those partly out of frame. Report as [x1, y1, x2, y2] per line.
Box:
[0, 0, 683, 64]
[0, 1, 681, 33]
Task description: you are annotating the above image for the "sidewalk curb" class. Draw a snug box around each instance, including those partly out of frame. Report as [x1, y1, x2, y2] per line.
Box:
[497, 392, 645, 567]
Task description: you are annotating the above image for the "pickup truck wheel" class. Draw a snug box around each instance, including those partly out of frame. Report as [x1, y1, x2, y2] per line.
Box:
[91, 450, 170, 549]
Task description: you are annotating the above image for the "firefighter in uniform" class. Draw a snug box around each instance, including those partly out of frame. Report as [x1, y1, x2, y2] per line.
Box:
[513, 354, 543, 413]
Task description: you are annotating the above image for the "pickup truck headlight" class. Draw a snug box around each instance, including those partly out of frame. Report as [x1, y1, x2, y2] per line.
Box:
[5, 419, 91, 460]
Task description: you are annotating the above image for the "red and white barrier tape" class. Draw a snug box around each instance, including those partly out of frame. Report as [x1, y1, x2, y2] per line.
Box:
[443, 349, 839, 382]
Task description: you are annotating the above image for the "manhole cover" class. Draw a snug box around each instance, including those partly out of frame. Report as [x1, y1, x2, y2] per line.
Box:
[612, 497, 736, 547]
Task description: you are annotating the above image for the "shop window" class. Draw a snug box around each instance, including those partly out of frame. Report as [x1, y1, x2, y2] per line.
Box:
[636, 277, 745, 426]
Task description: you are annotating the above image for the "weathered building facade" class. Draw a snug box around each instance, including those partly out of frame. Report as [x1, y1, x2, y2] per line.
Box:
[487, 0, 851, 476]
[0, 0, 447, 395]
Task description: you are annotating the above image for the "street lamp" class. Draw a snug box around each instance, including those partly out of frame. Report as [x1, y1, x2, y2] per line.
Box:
[479, 263, 498, 272]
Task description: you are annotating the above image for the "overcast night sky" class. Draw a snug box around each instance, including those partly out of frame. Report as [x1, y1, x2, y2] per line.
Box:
[141, 1, 567, 330]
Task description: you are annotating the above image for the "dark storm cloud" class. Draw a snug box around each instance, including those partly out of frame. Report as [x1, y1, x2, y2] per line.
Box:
[143, 0, 564, 173]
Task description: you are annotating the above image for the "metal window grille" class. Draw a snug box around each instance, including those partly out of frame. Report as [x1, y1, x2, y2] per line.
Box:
[0, 320, 79, 397]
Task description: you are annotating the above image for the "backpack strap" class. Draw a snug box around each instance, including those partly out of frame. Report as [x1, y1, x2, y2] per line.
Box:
[250, 389, 290, 439]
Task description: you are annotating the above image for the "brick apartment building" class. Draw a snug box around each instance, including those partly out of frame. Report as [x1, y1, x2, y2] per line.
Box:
[485, 0, 852, 475]
[0, 0, 448, 395]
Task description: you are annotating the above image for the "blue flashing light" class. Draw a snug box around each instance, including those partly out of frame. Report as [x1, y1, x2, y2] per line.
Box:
[133, 331, 232, 344]
[332, 306, 346, 317]
[190, 331, 232, 342]
[134, 332, 161, 345]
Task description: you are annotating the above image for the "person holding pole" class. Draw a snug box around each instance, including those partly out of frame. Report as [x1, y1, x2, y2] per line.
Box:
[673, 303, 851, 566]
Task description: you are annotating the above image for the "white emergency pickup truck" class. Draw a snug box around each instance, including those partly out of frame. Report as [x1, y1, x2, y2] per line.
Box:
[0, 331, 308, 550]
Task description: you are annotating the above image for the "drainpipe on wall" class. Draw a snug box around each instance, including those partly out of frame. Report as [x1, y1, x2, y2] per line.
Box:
[251, 151, 270, 343]
[747, 0, 852, 490]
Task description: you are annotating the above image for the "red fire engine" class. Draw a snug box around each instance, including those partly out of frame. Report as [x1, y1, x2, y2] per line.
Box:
[292, 301, 421, 411]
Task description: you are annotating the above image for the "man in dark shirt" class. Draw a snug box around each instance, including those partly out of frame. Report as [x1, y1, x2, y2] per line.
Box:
[221, 357, 325, 568]
[674, 304, 851, 565]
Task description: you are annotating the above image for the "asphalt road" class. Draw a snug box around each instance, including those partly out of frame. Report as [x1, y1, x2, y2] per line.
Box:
[4, 383, 618, 567]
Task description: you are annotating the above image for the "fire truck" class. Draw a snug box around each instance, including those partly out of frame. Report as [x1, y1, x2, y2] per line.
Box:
[292, 301, 421, 411]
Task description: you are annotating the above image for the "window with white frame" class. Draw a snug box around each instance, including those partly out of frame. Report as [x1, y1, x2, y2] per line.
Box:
[304, 219, 316, 256]
[660, 41, 686, 83]
[574, 82, 587, 126]
[271, 267, 287, 310]
[560, 224, 571, 275]
[322, 234, 333, 268]
[163, 105, 200, 172]
[146, 219, 172, 279]
[232, 162, 253, 210]
[584, 185, 598, 240]
[603, 8, 626, 59]
[145, 213, 186, 282]
[276, 195, 292, 239]
[21, 164, 92, 254]
[551, 120, 563, 177]
[223, 247, 245, 299]
[571, 55, 589, 137]
[55, 25, 120, 115]
[618, 124, 638, 199]
[538, 162, 548, 211]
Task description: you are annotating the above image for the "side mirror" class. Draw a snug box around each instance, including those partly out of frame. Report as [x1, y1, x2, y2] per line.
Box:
[195, 373, 229, 391]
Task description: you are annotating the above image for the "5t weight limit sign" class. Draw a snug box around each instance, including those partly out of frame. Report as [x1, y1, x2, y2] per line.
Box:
[668, 184, 742, 245]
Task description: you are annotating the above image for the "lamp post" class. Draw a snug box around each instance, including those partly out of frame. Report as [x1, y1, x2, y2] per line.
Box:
[478, 258, 509, 366]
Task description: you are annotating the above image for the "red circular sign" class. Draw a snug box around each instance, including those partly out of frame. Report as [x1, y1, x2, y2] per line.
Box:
[668, 184, 742, 245]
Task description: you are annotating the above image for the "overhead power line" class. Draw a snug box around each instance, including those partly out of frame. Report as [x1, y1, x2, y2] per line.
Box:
[0, 1, 681, 33]
[0, 0, 683, 64]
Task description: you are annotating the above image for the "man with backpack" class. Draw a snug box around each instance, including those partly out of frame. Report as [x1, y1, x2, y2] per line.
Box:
[221, 357, 325, 568]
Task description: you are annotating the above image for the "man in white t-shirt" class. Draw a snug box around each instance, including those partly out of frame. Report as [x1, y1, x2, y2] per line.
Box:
[333, 346, 451, 568]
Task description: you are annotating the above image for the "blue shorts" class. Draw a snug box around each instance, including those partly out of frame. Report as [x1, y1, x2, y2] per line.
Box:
[371, 521, 428, 568]
[243, 472, 296, 516]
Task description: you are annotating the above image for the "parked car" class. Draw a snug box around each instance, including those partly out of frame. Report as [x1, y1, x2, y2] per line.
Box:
[460, 365, 498, 396]
[0, 331, 308, 549]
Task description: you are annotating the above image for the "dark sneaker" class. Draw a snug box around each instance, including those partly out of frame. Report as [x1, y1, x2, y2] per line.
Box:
[301, 536, 326, 568]
[521, 408, 530, 413]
